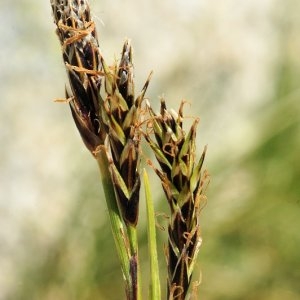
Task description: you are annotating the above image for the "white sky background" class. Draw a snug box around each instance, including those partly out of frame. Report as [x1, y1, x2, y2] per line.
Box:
[0, 0, 282, 297]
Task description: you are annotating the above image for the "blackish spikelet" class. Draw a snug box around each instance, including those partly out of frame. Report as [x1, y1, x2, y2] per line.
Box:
[51, 0, 105, 153]
[146, 100, 209, 299]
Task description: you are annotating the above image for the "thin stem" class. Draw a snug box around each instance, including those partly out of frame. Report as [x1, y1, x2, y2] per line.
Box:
[143, 169, 161, 300]
[127, 225, 142, 300]
[96, 150, 133, 298]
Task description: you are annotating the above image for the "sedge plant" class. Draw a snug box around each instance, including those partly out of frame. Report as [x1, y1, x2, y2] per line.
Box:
[50, 0, 209, 299]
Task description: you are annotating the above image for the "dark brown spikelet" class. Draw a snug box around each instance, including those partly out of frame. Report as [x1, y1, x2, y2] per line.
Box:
[101, 40, 151, 226]
[145, 99, 209, 299]
[51, 0, 105, 154]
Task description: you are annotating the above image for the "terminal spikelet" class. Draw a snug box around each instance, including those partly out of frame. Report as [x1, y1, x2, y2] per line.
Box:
[51, 0, 105, 153]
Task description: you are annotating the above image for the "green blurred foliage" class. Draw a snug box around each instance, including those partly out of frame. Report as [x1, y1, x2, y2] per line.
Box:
[200, 5, 300, 299]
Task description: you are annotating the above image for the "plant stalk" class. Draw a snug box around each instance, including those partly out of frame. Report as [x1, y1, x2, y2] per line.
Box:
[143, 169, 161, 300]
[127, 224, 142, 300]
[96, 149, 133, 298]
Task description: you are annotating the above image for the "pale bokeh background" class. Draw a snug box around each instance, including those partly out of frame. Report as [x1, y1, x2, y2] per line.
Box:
[0, 0, 299, 299]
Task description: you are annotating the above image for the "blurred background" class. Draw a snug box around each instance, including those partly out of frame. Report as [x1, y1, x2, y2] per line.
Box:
[0, 0, 299, 299]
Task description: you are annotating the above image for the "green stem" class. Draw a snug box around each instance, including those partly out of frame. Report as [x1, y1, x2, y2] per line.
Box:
[127, 224, 142, 300]
[96, 150, 132, 297]
[143, 169, 161, 300]
[127, 225, 138, 256]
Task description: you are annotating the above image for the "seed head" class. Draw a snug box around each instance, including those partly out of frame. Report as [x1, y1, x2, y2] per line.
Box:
[51, 0, 105, 153]
[146, 99, 209, 299]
